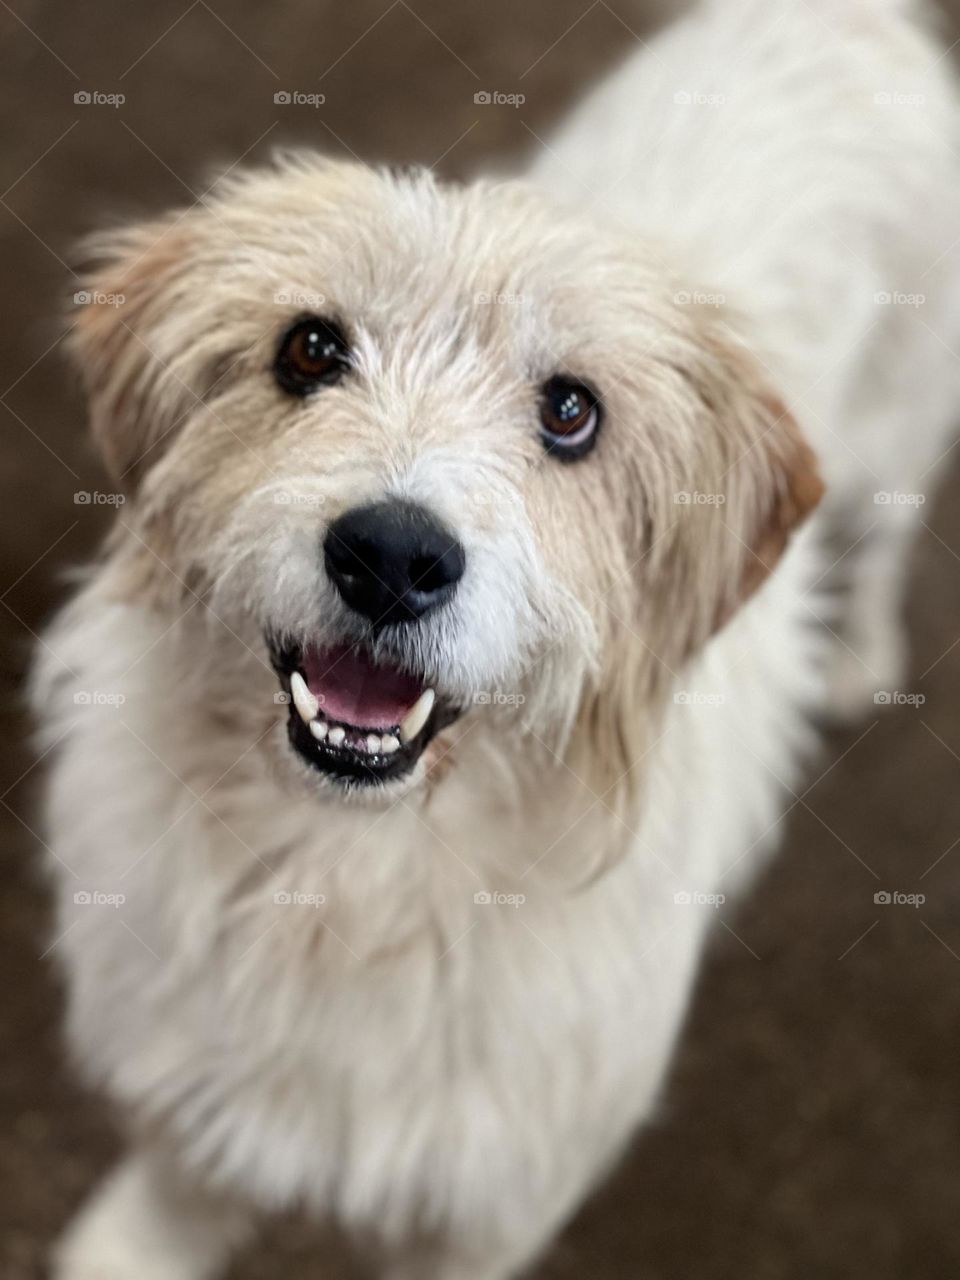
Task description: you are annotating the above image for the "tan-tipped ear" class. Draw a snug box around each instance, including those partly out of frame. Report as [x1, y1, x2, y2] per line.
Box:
[665, 327, 829, 645]
[68, 218, 195, 488]
[718, 390, 824, 628]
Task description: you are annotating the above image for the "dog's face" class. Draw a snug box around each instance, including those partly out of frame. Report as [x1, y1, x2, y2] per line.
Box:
[71, 158, 821, 801]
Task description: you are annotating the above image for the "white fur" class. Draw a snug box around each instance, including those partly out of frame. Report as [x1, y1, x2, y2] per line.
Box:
[37, 1, 960, 1276]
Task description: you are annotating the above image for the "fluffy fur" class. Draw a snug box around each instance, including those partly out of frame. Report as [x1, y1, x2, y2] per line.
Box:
[35, 1, 960, 1276]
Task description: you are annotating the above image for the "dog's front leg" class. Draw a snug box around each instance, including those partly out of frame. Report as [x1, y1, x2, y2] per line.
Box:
[52, 1147, 253, 1280]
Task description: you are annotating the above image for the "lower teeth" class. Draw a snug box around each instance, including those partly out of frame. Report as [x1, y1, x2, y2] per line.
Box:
[306, 717, 400, 756]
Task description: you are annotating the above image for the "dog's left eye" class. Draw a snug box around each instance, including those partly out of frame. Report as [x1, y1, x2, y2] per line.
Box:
[274, 316, 351, 395]
[539, 376, 601, 460]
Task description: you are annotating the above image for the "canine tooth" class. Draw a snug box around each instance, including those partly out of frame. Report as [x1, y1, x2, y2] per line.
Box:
[381, 734, 400, 754]
[290, 671, 319, 724]
[399, 688, 435, 744]
[310, 719, 328, 741]
[328, 725, 346, 747]
[366, 734, 381, 754]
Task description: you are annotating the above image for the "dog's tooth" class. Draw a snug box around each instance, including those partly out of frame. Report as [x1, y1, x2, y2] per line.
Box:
[290, 671, 319, 724]
[399, 688, 435, 744]
[310, 719, 328, 741]
[327, 725, 346, 747]
[381, 734, 400, 754]
[366, 734, 381, 754]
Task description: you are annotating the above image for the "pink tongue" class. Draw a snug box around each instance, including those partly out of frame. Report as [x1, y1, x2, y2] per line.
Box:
[302, 644, 423, 730]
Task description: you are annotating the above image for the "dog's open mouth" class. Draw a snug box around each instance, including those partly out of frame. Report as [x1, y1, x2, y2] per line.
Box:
[270, 639, 458, 785]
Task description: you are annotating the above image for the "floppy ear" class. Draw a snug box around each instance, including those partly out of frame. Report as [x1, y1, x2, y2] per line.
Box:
[712, 380, 824, 632]
[642, 326, 824, 661]
[67, 218, 197, 488]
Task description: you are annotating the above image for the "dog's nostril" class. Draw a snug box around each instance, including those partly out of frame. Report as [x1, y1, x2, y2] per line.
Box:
[410, 552, 462, 594]
[324, 501, 465, 627]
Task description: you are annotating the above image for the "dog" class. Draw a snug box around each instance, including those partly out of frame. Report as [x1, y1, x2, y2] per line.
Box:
[35, 0, 960, 1276]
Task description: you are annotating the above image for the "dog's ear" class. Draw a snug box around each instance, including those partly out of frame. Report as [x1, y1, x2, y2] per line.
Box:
[651, 328, 824, 655]
[712, 378, 823, 632]
[68, 218, 197, 489]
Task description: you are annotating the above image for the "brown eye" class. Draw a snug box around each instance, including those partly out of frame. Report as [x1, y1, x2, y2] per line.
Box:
[539, 376, 602, 460]
[274, 316, 350, 395]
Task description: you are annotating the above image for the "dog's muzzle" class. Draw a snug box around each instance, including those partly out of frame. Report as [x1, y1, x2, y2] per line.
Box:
[270, 500, 466, 788]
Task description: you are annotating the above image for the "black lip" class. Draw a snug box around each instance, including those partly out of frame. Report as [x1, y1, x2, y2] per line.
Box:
[268, 637, 460, 788]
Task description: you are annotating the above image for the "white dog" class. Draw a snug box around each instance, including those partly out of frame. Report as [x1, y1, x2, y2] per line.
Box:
[35, 1, 960, 1276]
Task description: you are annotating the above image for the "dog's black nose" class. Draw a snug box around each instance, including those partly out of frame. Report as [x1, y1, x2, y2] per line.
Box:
[324, 500, 465, 626]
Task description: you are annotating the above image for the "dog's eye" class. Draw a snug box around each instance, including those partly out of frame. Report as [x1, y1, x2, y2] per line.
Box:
[539, 376, 601, 460]
[274, 317, 350, 395]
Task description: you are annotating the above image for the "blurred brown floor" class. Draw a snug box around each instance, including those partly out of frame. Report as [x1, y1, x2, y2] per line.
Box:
[3, 2, 960, 1277]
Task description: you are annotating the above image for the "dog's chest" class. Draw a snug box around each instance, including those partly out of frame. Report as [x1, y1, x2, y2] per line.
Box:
[61, 767, 703, 1230]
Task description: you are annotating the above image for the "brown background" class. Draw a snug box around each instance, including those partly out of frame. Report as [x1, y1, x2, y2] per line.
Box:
[2, 2, 960, 1277]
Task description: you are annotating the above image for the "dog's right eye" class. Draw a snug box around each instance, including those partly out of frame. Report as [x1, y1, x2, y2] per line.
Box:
[274, 317, 351, 395]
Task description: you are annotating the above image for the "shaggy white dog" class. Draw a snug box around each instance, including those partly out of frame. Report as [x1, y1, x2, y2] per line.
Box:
[35, 1, 960, 1276]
